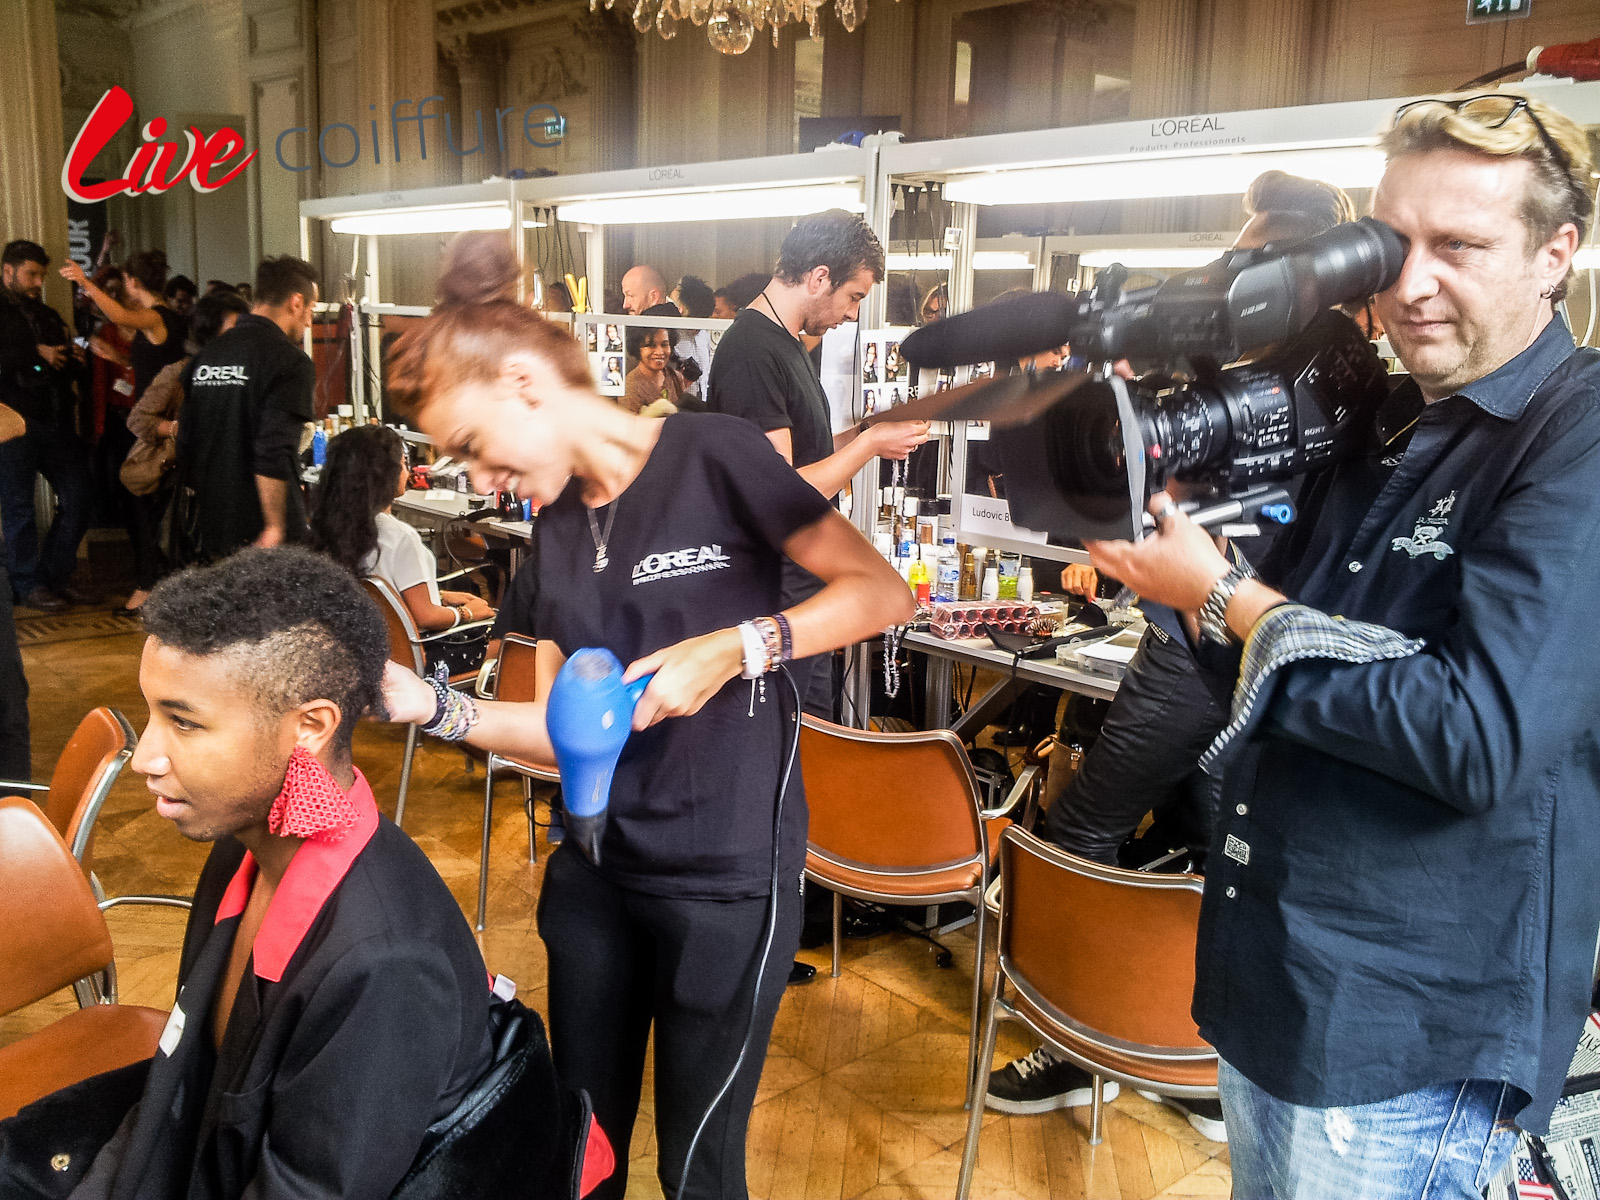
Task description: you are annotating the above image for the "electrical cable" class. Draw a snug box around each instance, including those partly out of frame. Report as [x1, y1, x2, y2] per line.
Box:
[676, 664, 800, 1200]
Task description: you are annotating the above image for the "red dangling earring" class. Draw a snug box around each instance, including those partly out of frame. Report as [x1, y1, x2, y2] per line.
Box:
[268, 747, 360, 841]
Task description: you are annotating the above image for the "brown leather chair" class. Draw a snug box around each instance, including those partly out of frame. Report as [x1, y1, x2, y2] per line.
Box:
[800, 716, 1008, 1103]
[956, 826, 1217, 1200]
[477, 634, 559, 930]
[0, 705, 137, 876]
[0, 797, 169, 1121]
[363, 577, 494, 828]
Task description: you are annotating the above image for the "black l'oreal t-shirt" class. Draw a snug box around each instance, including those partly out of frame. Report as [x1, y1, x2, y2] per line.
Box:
[533, 413, 833, 899]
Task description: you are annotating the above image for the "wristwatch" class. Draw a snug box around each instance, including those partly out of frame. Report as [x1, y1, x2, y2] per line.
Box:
[1199, 564, 1249, 645]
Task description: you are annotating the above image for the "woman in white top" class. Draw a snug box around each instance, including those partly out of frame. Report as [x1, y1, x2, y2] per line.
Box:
[310, 425, 494, 673]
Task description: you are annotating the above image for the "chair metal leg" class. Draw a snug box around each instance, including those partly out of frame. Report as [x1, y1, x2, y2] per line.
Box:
[831, 890, 843, 978]
[1089, 1073, 1105, 1145]
[524, 778, 537, 862]
[477, 765, 494, 931]
[964, 885, 988, 1109]
[396, 723, 418, 829]
[957, 978, 1004, 1200]
[88, 872, 115, 1003]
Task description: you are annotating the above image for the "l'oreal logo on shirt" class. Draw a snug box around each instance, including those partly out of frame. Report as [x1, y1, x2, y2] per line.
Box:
[631, 545, 731, 584]
[191, 364, 248, 385]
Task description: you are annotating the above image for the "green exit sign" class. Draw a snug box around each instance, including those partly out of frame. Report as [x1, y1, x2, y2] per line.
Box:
[1466, 0, 1530, 22]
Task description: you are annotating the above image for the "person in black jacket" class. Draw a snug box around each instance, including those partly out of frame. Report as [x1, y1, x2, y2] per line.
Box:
[61, 547, 498, 1200]
[380, 232, 913, 1200]
[176, 257, 317, 562]
[0, 240, 94, 612]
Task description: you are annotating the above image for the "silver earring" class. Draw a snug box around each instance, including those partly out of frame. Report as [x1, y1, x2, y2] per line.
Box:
[1540, 284, 1556, 299]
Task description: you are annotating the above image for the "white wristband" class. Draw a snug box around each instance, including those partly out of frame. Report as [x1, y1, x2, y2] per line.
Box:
[736, 621, 767, 680]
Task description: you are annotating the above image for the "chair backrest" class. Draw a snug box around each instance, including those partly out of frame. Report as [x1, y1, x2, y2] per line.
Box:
[0, 797, 115, 1015]
[999, 825, 1210, 1055]
[52, 708, 138, 874]
[800, 716, 985, 873]
[495, 634, 541, 704]
[363, 577, 425, 675]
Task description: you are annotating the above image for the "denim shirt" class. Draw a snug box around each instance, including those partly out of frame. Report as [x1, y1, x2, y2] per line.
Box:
[1195, 318, 1600, 1135]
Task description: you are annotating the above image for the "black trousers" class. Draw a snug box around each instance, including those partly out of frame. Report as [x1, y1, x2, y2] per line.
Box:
[537, 847, 802, 1200]
[1042, 623, 1229, 865]
[0, 570, 30, 780]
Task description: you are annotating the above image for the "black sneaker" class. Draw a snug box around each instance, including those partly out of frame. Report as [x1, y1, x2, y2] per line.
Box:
[1134, 1090, 1227, 1142]
[985, 1048, 1120, 1115]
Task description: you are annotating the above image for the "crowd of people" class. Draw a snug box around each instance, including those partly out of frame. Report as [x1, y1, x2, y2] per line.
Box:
[1, 85, 1597, 1200]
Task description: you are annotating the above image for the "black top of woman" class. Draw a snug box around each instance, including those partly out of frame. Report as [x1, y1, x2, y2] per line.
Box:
[533, 412, 833, 900]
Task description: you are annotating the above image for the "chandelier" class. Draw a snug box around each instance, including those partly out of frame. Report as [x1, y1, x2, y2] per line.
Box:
[592, 0, 869, 54]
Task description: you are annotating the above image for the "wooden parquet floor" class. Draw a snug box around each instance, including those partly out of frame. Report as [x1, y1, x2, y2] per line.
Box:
[2, 624, 1231, 1199]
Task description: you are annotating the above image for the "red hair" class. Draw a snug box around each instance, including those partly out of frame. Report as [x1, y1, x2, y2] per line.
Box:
[386, 232, 591, 418]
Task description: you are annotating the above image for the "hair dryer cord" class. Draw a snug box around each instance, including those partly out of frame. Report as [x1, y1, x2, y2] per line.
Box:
[675, 665, 801, 1199]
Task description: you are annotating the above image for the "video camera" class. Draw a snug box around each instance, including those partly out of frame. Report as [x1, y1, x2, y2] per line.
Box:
[897, 217, 1409, 541]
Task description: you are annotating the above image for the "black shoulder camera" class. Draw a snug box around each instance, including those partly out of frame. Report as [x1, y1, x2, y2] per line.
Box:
[900, 217, 1409, 541]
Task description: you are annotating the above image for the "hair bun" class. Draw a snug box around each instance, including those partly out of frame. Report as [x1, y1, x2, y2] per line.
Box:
[437, 232, 522, 307]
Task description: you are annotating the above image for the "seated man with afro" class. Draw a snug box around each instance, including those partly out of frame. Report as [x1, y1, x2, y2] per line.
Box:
[8, 548, 610, 1200]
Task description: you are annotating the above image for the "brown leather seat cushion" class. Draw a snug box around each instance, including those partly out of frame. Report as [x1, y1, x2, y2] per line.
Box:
[0, 1003, 168, 1119]
[1012, 993, 1217, 1091]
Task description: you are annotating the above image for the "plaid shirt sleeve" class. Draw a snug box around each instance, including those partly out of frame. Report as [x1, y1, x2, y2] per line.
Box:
[1200, 605, 1424, 773]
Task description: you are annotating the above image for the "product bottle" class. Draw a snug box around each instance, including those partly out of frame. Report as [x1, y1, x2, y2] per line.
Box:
[958, 550, 976, 601]
[1018, 566, 1035, 602]
[981, 567, 999, 601]
[311, 423, 328, 467]
[908, 556, 931, 605]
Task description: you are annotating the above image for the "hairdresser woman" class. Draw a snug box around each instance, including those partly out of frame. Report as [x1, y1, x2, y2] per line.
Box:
[380, 233, 912, 1200]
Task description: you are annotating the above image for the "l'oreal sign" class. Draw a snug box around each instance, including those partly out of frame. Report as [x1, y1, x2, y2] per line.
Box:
[62, 86, 568, 203]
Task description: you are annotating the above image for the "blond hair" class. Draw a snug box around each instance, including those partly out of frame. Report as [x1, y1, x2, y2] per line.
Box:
[1381, 91, 1593, 298]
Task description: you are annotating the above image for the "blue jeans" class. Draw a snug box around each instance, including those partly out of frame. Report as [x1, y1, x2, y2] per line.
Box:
[0, 421, 92, 598]
[1219, 1058, 1523, 1200]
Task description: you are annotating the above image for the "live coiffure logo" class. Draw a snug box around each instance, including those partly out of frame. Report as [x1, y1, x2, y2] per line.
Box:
[61, 85, 567, 203]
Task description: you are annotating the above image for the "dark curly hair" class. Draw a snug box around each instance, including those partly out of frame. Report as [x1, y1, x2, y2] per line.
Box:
[309, 425, 406, 579]
[774, 209, 885, 289]
[141, 547, 389, 746]
[675, 274, 715, 319]
[187, 289, 250, 353]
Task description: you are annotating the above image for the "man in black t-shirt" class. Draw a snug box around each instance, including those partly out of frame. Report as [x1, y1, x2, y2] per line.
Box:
[707, 210, 927, 716]
[178, 256, 318, 561]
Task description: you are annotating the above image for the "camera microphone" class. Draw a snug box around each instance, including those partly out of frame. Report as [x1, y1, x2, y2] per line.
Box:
[901, 290, 1080, 370]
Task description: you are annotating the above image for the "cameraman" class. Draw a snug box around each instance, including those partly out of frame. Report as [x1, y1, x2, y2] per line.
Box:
[1088, 93, 1597, 1197]
[986, 174, 1356, 1137]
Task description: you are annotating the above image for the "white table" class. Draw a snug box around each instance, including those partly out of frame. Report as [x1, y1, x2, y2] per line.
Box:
[904, 627, 1123, 738]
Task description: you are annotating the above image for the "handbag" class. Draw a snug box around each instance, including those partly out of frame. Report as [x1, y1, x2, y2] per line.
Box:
[390, 995, 611, 1200]
[0, 1058, 150, 1199]
[119, 435, 176, 497]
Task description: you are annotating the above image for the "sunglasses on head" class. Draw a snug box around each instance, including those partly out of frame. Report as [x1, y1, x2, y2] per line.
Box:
[1391, 94, 1583, 211]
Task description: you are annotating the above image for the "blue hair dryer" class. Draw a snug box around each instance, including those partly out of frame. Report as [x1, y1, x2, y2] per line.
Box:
[545, 649, 652, 866]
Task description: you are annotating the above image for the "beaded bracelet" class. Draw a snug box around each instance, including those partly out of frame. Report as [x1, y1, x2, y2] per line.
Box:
[751, 616, 784, 673]
[772, 612, 793, 662]
[421, 664, 481, 741]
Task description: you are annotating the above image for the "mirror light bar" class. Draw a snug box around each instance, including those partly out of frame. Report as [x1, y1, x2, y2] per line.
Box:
[886, 251, 1035, 271]
[557, 183, 862, 225]
[1078, 248, 1228, 269]
[330, 204, 512, 236]
[943, 146, 1386, 206]
[1576, 247, 1598, 271]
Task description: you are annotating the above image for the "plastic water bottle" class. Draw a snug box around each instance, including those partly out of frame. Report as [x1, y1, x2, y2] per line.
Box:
[311, 424, 327, 466]
[935, 538, 960, 603]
